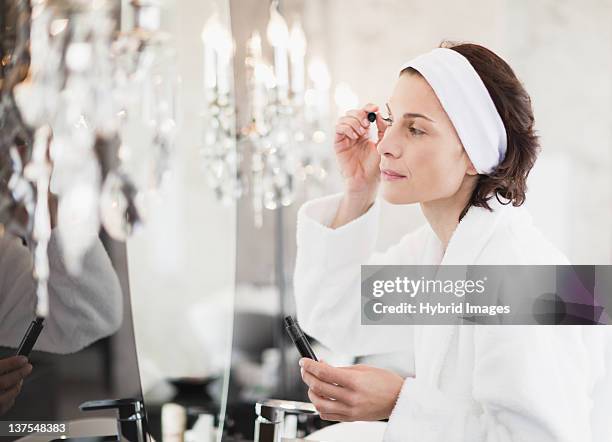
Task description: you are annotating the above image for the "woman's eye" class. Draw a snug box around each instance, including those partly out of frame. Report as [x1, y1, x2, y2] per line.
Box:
[409, 126, 424, 136]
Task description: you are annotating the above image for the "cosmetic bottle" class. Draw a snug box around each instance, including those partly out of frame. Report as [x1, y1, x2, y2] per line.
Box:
[162, 403, 187, 442]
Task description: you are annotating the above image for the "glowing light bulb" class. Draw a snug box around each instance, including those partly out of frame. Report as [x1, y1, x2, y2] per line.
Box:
[308, 59, 331, 90]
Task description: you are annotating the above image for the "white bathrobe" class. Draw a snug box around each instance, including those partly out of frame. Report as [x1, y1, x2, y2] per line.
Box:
[0, 231, 123, 354]
[293, 192, 612, 442]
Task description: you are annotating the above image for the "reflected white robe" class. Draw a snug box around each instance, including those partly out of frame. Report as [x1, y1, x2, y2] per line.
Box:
[0, 231, 123, 354]
[293, 192, 611, 442]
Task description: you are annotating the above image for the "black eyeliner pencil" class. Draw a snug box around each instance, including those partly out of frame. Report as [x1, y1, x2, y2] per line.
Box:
[16, 317, 45, 357]
[284, 316, 318, 361]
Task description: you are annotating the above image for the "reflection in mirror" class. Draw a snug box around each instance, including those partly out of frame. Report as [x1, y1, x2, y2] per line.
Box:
[224, 1, 612, 441]
[1, 0, 610, 441]
[222, 1, 339, 439]
[1, 0, 237, 436]
[0, 223, 139, 425]
[125, 0, 236, 441]
[0, 0, 143, 434]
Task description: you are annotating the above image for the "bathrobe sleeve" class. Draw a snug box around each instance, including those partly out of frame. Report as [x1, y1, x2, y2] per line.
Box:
[294, 192, 427, 357]
[384, 325, 593, 442]
[0, 231, 123, 354]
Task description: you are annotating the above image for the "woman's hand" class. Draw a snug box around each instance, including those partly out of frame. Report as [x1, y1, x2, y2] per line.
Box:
[300, 358, 404, 422]
[0, 356, 32, 415]
[334, 103, 388, 198]
[330, 104, 389, 229]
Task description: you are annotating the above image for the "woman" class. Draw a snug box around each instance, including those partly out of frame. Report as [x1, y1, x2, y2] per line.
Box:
[0, 219, 123, 414]
[293, 42, 609, 441]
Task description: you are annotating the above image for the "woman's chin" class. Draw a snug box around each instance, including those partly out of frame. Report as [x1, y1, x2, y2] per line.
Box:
[381, 187, 418, 205]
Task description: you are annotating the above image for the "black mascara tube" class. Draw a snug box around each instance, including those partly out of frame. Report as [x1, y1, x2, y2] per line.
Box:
[284, 316, 318, 361]
[16, 317, 44, 357]
[367, 112, 378, 141]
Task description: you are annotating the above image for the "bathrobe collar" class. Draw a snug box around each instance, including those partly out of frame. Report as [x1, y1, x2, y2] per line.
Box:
[421, 195, 530, 266]
[415, 195, 532, 386]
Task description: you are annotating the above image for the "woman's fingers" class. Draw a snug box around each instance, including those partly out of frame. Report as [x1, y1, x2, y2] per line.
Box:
[0, 356, 28, 375]
[0, 382, 22, 410]
[301, 369, 355, 404]
[337, 117, 366, 138]
[0, 359, 30, 416]
[356, 103, 387, 139]
[0, 364, 32, 391]
[335, 104, 383, 143]
[345, 110, 370, 129]
[300, 359, 354, 388]
[334, 137, 351, 152]
[318, 413, 347, 422]
[335, 123, 361, 141]
[307, 388, 351, 416]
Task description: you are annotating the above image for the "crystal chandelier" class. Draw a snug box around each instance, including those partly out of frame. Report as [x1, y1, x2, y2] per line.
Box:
[200, 11, 240, 205]
[1, 0, 178, 318]
[201, 1, 332, 227]
[0, 0, 36, 240]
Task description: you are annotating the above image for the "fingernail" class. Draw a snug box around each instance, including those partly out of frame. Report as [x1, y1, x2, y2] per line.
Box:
[17, 356, 28, 364]
[298, 359, 304, 367]
[359, 127, 366, 134]
[300, 367, 304, 378]
[24, 364, 33, 375]
[362, 119, 369, 126]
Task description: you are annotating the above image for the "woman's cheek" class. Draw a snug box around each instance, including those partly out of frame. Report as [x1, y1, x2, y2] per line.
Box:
[410, 153, 453, 196]
[433, 158, 467, 195]
[409, 145, 430, 166]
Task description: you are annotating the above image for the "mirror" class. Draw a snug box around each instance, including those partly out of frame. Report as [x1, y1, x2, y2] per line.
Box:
[124, 0, 236, 440]
[223, 0, 612, 440]
[0, 0, 141, 433]
[1, 1, 610, 441]
[1, 1, 236, 441]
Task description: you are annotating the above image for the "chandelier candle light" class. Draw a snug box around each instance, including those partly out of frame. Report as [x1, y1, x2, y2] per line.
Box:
[201, 13, 240, 204]
[201, 2, 333, 225]
[5, 0, 178, 319]
[267, 2, 289, 102]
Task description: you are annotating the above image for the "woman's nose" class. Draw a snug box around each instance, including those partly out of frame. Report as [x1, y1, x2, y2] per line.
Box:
[376, 134, 402, 159]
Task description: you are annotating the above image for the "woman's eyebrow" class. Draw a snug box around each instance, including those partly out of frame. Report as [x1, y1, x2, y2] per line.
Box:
[403, 112, 435, 122]
[387, 103, 434, 122]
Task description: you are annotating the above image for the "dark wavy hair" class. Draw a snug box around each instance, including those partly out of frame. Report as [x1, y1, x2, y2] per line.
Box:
[402, 41, 539, 221]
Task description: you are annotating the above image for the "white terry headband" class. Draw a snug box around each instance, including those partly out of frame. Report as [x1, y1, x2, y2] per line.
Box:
[400, 47, 507, 175]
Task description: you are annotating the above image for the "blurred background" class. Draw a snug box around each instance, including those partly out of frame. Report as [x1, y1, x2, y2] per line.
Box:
[0, 0, 610, 442]
[235, 0, 612, 273]
[226, 0, 612, 439]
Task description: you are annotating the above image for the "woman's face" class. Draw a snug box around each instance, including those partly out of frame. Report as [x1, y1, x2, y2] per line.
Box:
[377, 72, 477, 205]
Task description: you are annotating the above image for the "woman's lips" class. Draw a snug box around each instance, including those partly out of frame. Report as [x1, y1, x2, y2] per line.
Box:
[380, 168, 406, 181]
